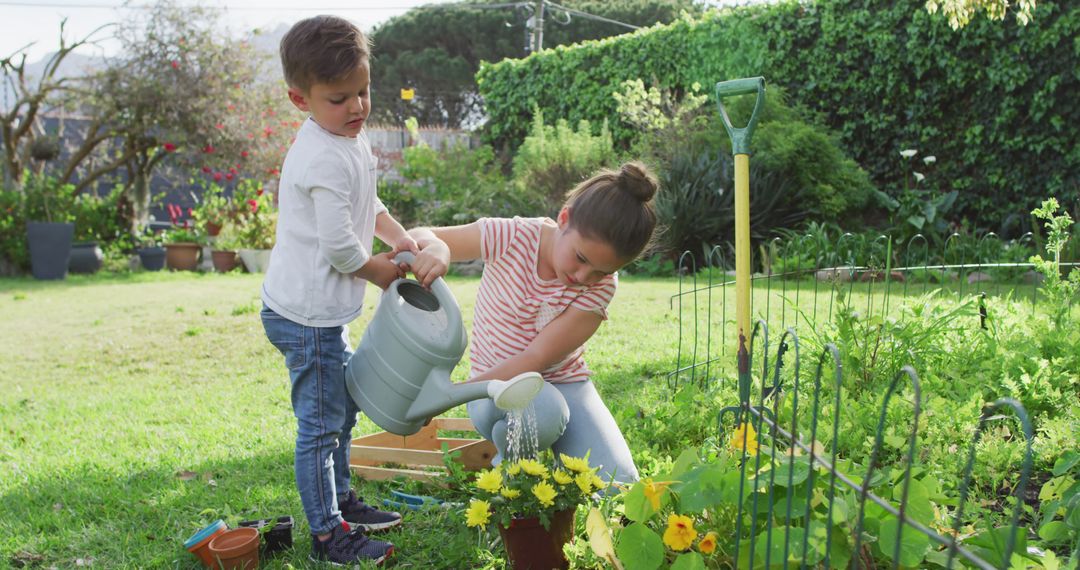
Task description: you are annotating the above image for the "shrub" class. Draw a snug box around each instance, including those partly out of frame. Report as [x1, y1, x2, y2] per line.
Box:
[510, 111, 618, 215]
[390, 140, 534, 228]
[654, 150, 807, 268]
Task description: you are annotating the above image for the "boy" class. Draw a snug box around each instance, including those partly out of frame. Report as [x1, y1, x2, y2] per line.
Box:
[261, 14, 417, 565]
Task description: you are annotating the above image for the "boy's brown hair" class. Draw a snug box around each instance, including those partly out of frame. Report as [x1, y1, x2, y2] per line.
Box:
[280, 15, 371, 92]
[564, 161, 660, 261]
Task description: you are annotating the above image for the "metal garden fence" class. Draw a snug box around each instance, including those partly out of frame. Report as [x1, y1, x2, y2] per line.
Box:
[664, 236, 1058, 568]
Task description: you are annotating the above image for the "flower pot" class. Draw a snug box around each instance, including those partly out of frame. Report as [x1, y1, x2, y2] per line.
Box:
[26, 221, 74, 280]
[68, 241, 103, 274]
[165, 242, 201, 271]
[206, 221, 222, 237]
[498, 507, 576, 570]
[211, 250, 240, 273]
[183, 519, 227, 568]
[238, 248, 271, 273]
[238, 515, 294, 556]
[207, 527, 260, 570]
[137, 247, 166, 271]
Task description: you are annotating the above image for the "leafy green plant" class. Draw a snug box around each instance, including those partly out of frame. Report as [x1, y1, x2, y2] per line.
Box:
[510, 110, 618, 215]
[872, 149, 958, 251]
[1029, 198, 1080, 328]
[394, 138, 534, 227]
[1034, 450, 1080, 564]
[162, 226, 201, 245]
[654, 150, 807, 267]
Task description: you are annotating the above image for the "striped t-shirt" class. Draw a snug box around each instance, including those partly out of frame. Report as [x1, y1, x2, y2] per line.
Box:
[469, 217, 618, 384]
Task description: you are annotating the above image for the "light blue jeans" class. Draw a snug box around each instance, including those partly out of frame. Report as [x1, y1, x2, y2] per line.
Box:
[261, 305, 358, 535]
[467, 380, 639, 484]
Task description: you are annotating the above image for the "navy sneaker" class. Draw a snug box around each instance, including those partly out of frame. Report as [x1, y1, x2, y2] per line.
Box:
[310, 521, 394, 566]
[339, 489, 403, 532]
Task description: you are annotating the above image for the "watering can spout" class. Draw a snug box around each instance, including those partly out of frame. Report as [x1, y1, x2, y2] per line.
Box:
[405, 371, 544, 423]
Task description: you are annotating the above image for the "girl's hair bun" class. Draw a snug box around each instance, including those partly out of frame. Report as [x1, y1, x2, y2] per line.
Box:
[618, 162, 659, 203]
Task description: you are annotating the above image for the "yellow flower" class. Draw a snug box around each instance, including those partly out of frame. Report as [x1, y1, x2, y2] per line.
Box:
[500, 487, 521, 499]
[730, 422, 760, 456]
[505, 462, 521, 476]
[532, 480, 558, 507]
[591, 474, 607, 492]
[698, 531, 718, 554]
[574, 471, 594, 494]
[552, 469, 573, 485]
[518, 458, 548, 477]
[642, 478, 673, 510]
[465, 500, 491, 527]
[560, 454, 592, 473]
[662, 514, 698, 551]
[476, 469, 503, 493]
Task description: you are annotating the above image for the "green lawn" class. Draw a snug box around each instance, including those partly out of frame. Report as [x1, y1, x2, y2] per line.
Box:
[0, 272, 1065, 568]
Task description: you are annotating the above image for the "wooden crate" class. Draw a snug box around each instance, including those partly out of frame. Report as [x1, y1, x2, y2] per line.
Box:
[349, 417, 496, 482]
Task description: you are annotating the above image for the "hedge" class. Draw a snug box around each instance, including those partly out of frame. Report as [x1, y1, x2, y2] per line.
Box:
[477, 0, 1079, 225]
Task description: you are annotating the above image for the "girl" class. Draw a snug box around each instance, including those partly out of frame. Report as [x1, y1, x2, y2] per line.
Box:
[408, 162, 659, 484]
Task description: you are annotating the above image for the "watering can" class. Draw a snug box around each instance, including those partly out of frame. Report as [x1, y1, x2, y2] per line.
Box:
[345, 252, 544, 436]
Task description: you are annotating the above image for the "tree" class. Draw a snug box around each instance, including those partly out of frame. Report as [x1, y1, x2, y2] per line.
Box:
[84, 0, 299, 228]
[368, 0, 700, 128]
[0, 21, 111, 191]
[925, 0, 1037, 29]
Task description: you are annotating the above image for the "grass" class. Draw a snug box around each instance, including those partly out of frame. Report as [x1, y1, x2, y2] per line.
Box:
[0, 271, 1054, 568]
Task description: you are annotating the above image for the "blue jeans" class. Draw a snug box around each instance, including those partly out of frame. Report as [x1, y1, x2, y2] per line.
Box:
[261, 305, 358, 535]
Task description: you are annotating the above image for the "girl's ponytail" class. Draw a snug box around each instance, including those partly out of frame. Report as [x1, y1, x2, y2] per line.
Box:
[564, 161, 660, 261]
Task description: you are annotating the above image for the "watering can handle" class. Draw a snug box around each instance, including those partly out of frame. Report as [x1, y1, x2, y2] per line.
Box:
[392, 251, 461, 328]
[715, 77, 766, 156]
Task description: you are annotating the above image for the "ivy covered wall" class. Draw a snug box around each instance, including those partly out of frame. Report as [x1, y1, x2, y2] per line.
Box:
[477, 0, 1079, 225]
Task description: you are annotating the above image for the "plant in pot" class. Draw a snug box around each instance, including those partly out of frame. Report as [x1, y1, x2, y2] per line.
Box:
[20, 173, 78, 280]
[163, 226, 203, 271]
[135, 227, 166, 271]
[192, 181, 232, 238]
[210, 220, 242, 273]
[235, 186, 276, 273]
[465, 453, 605, 570]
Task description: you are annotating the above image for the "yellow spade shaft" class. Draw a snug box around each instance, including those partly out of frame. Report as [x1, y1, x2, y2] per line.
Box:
[734, 153, 750, 348]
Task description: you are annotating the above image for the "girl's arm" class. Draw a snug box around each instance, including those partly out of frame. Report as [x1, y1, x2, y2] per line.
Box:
[471, 307, 604, 382]
[407, 223, 483, 287]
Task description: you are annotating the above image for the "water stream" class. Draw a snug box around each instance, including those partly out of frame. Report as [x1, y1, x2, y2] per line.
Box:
[504, 402, 540, 462]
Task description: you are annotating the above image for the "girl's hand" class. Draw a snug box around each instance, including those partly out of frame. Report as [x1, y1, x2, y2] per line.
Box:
[353, 251, 406, 290]
[411, 240, 451, 288]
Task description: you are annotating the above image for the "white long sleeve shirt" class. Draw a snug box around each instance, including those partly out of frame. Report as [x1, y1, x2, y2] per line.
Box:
[262, 118, 386, 327]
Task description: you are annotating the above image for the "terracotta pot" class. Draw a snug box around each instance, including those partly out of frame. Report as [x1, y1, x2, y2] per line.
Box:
[206, 222, 222, 237]
[498, 507, 576, 570]
[165, 243, 201, 271]
[211, 250, 240, 273]
[207, 527, 260, 570]
[183, 519, 227, 568]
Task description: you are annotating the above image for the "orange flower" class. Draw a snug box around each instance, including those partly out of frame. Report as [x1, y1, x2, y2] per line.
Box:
[698, 531, 718, 554]
[662, 514, 697, 551]
[642, 478, 673, 511]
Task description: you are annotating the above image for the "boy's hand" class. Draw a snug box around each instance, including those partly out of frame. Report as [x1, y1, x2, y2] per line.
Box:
[411, 240, 451, 288]
[352, 252, 405, 290]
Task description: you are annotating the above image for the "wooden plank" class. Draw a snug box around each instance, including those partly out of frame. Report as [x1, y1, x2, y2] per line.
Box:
[350, 445, 444, 467]
[352, 431, 407, 448]
[455, 439, 497, 471]
[350, 465, 442, 482]
[440, 437, 485, 449]
[432, 417, 476, 431]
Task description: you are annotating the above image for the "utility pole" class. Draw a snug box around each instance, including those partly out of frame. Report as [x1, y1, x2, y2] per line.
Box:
[526, 0, 545, 52]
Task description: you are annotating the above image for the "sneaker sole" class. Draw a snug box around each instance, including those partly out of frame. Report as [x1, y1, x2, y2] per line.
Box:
[352, 518, 402, 532]
[308, 545, 393, 567]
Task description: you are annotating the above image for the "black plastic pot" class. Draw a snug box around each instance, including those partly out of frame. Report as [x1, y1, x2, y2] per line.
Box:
[238, 515, 293, 556]
[136, 247, 166, 271]
[26, 221, 74, 280]
[69, 242, 103, 274]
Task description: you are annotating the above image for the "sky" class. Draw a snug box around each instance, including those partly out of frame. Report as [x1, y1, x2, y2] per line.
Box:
[0, 0, 438, 63]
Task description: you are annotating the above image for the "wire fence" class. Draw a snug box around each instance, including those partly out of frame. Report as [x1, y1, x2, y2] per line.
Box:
[664, 233, 1059, 568]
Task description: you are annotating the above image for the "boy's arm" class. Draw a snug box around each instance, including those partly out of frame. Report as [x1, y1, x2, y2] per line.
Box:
[407, 223, 483, 287]
[374, 211, 418, 256]
[470, 308, 603, 382]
